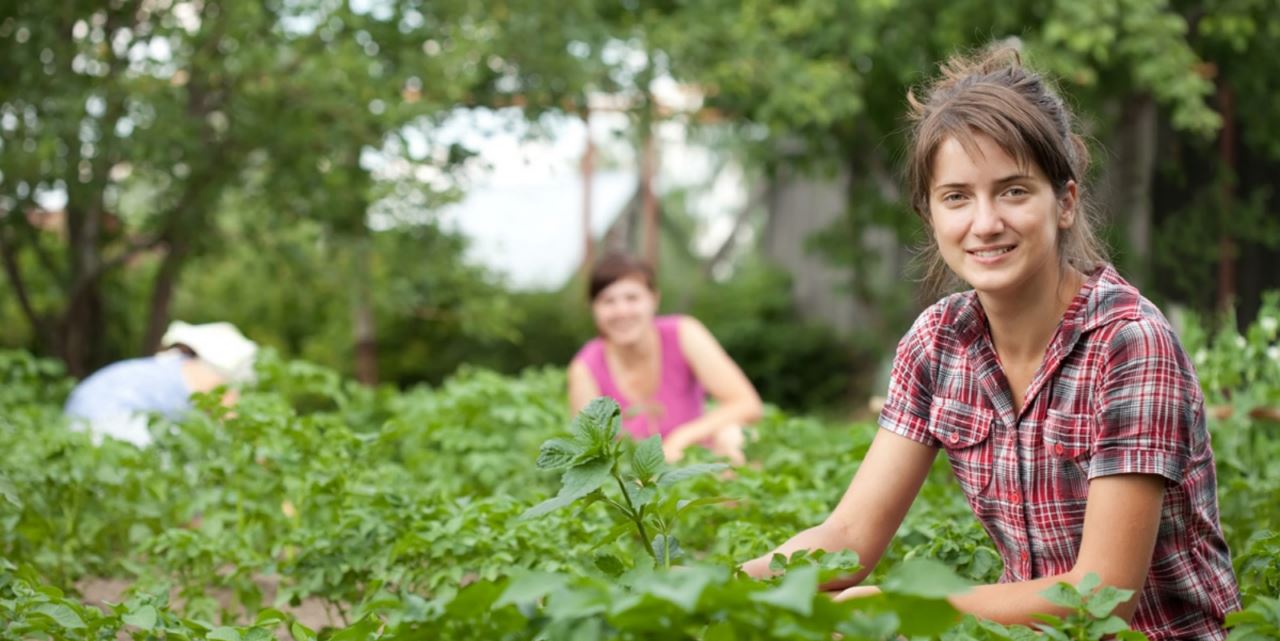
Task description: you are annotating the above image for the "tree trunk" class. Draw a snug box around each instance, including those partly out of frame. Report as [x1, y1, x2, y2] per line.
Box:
[1216, 83, 1237, 313]
[1101, 95, 1157, 286]
[352, 236, 378, 386]
[61, 203, 105, 377]
[141, 240, 188, 354]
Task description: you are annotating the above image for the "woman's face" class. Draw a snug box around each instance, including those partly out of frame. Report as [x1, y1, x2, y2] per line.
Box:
[591, 276, 659, 346]
[928, 133, 1076, 299]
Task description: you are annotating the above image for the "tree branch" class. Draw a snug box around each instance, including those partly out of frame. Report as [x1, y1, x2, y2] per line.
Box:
[0, 226, 51, 347]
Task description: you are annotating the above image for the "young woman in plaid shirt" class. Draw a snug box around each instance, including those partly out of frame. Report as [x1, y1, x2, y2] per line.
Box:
[742, 47, 1241, 639]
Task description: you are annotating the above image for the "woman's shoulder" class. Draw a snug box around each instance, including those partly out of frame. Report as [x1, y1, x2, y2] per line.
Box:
[571, 336, 606, 366]
[657, 314, 692, 330]
[906, 291, 982, 345]
[1080, 266, 1181, 347]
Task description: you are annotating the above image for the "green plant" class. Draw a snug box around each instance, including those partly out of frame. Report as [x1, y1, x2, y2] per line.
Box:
[520, 397, 729, 568]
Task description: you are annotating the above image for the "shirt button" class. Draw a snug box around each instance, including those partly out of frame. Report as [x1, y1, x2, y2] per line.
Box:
[1020, 550, 1030, 563]
[1054, 443, 1065, 456]
[948, 432, 960, 445]
[1009, 491, 1021, 502]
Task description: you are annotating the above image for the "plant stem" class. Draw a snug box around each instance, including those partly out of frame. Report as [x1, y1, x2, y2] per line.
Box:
[613, 470, 655, 561]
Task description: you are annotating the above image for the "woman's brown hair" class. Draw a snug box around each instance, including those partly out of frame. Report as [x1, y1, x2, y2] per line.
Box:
[587, 253, 656, 301]
[905, 45, 1108, 293]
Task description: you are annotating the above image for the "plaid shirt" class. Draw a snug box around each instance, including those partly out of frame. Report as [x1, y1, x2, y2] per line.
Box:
[880, 265, 1240, 640]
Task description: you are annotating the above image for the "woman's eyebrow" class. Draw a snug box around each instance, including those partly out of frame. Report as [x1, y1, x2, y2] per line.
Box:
[933, 174, 1034, 192]
[994, 173, 1034, 184]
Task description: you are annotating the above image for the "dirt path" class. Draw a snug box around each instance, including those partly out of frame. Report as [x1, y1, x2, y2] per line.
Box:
[76, 574, 344, 631]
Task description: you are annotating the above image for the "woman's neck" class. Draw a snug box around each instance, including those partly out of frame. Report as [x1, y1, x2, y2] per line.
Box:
[979, 265, 1085, 364]
[607, 324, 660, 365]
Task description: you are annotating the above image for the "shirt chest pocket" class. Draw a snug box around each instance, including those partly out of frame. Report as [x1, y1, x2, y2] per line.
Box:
[1043, 408, 1094, 499]
[929, 397, 995, 499]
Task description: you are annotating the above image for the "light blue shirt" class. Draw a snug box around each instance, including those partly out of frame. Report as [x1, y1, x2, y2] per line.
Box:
[64, 354, 193, 422]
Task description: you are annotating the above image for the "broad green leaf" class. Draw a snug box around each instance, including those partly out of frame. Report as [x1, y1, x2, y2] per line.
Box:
[631, 436, 664, 482]
[123, 605, 158, 630]
[252, 608, 287, 626]
[0, 477, 21, 509]
[651, 534, 684, 566]
[495, 571, 568, 608]
[329, 617, 379, 641]
[290, 622, 317, 641]
[573, 398, 621, 450]
[749, 564, 819, 615]
[817, 549, 861, 568]
[1085, 586, 1135, 618]
[446, 581, 505, 618]
[32, 603, 86, 630]
[560, 458, 614, 501]
[519, 492, 579, 521]
[1113, 630, 1150, 640]
[976, 618, 1046, 641]
[1089, 616, 1132, 635]
[1076, 572, 1101, 595]
[207, 627, 242, 641]
[624, 482, 656, 510]
[883, 594, 962, 637]
[518, 458, 613, 520]
[568, 617, 603, 641]
[245, 629, 274, 641]
[537, 438, 584, 470]
[880, 558, 972, 599]
[704, 621, 735, 641]
[592, 521, 637, 549]
[640, 565, 724, 612]
[674, 496, 734, 518]
[546, 586, 609, 619]
[593, 553, 627, 577]
[1040, 582, 1082, 608]
[656, 463, 727, 487]
[769, 552, 792, 573]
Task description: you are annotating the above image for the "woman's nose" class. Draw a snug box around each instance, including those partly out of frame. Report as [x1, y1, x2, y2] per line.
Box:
[970, 197, 1004, 236]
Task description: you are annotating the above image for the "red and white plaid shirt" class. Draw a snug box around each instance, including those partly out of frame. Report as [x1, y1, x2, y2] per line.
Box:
[880, 265, 1240, 640]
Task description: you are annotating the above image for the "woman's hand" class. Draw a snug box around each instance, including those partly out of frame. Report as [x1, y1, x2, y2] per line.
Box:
[739, 555, 776, 579]
[832, 585, 881, 601]
[663, 432, 692, 463]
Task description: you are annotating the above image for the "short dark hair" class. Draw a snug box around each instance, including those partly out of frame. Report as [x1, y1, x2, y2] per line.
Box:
[588, 253, 655, 301]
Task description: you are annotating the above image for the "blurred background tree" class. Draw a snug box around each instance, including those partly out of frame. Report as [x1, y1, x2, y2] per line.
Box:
[2, 0, 1277, 411]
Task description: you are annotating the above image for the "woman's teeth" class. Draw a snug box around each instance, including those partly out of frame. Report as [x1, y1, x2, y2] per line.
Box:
[972, 247, 1012, 258]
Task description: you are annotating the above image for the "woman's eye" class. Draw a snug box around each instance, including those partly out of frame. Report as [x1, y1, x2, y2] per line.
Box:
[1004, 186, 1029, 197]
[942, 192, 966, 203]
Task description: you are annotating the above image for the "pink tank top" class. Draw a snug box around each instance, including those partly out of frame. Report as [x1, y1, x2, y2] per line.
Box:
[574, 315, 706, 440]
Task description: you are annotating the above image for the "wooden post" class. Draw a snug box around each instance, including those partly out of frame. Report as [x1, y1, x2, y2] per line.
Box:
[641, 130, 658, 270]
[580, 106, 595, 271]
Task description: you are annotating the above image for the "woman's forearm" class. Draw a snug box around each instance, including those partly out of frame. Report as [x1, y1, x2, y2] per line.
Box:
[946, 574, 1083, 625]
[667, 400, 761, 447]
[742, 521, 876, 589]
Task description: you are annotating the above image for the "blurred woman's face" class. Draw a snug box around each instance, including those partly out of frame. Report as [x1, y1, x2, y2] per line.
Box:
[591, 276, 659, 347]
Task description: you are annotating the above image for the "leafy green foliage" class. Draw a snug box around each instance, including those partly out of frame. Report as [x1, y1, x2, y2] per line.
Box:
[1033, 573, 1146, 641]
[0, 315, 1277, 640]
[1227, 596, 1280, 641]
[520, 397, 726, 568]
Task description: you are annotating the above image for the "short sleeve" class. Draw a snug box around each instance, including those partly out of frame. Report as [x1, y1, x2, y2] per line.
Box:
[1090, 319, 1199, 483]
[878, 311, 941, 448]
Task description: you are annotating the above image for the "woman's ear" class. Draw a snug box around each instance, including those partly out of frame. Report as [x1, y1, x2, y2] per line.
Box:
[1058, 180, 1079, 228]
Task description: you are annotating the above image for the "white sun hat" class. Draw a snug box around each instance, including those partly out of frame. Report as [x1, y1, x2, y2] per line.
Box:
[161, 321, 259, 384]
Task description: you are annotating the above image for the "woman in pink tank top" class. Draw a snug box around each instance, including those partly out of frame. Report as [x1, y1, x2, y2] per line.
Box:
[568, 254, 762, 464]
